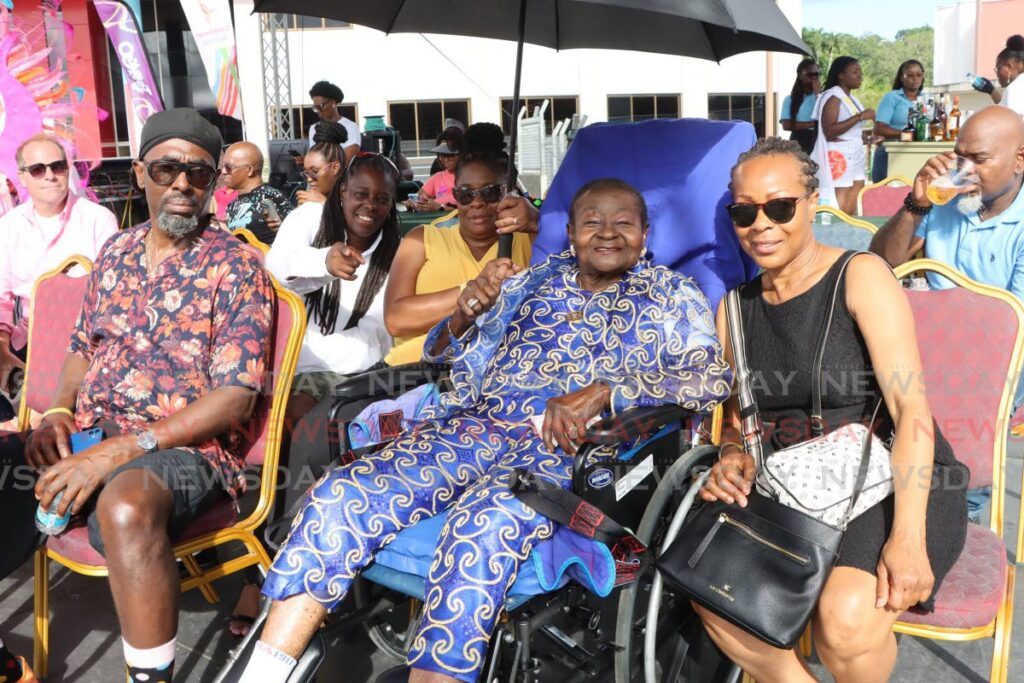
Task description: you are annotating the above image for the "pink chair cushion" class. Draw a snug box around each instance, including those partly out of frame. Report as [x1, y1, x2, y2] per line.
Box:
[906, 288, 1019, 487]
[25, 271, 91, 415]
[46, 498, 238, 567]
[860, 185, 907, 217]
[898, 524, 1007, 629]
[237, 295, 296, 467]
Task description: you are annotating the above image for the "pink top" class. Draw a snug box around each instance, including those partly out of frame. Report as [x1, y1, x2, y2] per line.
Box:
[421, 169, 457, 207]
[0, 194, 118, 350]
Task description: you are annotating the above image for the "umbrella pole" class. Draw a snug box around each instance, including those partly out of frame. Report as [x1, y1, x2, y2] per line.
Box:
[507, 0, 528, 191]
[499, 0, 528, 259]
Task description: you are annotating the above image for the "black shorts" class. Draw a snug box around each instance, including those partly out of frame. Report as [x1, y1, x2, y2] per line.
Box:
[86, 448, 226, 556]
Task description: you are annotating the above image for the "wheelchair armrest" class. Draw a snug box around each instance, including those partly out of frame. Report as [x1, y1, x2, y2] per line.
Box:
[583, 405, 688, 446]
[330, 361, 450, 402]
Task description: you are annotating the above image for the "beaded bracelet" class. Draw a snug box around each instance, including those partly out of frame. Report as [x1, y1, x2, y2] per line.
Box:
[903, 193, 932, 216]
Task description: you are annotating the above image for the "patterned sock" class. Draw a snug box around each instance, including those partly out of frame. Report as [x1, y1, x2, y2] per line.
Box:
[0, 637, 24, 682]
[123, 638, 175, 683]
[238, 641, 297, 683]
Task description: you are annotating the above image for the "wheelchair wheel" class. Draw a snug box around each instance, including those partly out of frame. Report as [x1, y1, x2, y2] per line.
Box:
[352, 576, 424, 662]
[613, 445, 740, 683]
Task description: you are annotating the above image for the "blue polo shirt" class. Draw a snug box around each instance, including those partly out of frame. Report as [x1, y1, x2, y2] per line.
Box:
[917, 184, 1024, 406]
[876, 89, 919, 130]
[780, 94, 817, 123]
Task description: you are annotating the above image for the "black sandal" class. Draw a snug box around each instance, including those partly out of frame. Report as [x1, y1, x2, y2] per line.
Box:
[228, 581, 262, 637]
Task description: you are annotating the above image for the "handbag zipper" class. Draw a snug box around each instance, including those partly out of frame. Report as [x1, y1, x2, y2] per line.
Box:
[719, 514, 810, 565]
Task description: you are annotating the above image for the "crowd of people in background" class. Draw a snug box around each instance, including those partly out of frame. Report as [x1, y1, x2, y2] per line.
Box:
[1, 29, 1024, 680]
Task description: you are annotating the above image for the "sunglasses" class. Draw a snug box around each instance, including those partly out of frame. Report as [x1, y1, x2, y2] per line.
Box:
[20, 160, 69, 179]
[453, 183, 505, 206]
[220, 163, 252, 174]
[142, 160, 218, 188]
[727, 191, 814, 228]
[806, 71, 821, 78]
[311, 102, 335, 113]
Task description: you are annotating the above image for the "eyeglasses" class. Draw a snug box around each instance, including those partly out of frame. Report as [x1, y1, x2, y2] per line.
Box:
[806, 71, 821, 78]
[19, 160, 69, 178]
[311, 102, 335, 113]
[453, 183, 505, 205]
[142, 160, 218, 188]
[726, 191, 814, 228]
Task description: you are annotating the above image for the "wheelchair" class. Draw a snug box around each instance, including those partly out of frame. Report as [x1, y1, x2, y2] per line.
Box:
[217, 361, 742, 683]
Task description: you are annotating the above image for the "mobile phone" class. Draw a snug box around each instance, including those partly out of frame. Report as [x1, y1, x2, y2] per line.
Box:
[70, 427, 104, 454]
[262, 199, 281, 223]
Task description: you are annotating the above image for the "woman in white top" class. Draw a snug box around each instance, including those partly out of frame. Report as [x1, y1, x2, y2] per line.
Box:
[267, 152, 402, 423]
[996, 35, 1024, 116]
[813, 56, 876, 215]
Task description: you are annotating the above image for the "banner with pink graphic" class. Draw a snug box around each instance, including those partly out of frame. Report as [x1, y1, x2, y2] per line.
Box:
[179, 0, 243, 121]
[90, 0, 164, 156]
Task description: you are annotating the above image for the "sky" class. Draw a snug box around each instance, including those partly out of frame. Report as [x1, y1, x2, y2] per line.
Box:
[803, 0, 944, 38]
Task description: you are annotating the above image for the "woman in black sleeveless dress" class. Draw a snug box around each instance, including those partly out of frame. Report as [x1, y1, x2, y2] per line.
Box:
[695, 138, 967, 683]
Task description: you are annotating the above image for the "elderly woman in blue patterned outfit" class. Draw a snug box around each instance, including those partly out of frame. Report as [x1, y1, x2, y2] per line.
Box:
[233, 178, 733, 683]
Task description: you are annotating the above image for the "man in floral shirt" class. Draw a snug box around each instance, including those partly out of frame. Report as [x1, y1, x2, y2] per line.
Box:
[0, 109, 273, 683]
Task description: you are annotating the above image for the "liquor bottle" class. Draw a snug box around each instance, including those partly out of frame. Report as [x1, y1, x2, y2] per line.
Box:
[915, 103, 931, 142]
[930, 99, 944, 142]
[947, 95, 962, 140]
[900, 108, 915, 142]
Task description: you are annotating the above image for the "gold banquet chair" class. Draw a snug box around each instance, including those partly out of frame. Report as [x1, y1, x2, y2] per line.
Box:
[27, 261, 305, 677]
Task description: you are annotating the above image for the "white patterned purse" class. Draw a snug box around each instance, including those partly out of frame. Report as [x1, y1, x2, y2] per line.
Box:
[756, 421, 893, 528]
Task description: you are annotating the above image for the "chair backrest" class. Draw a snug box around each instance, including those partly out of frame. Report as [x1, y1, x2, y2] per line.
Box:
[856, 175, 911, 217]
[533, 118, 759, 312]
[893, 260, 1024, 536]
[813, 207, 877, 251]
[236, 276, 305, 469]
[18, 256, 93, 429]
[231, 228, 270, 256]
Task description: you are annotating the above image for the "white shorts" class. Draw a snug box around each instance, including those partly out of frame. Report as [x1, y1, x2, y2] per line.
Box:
[826, 139, 866, 188]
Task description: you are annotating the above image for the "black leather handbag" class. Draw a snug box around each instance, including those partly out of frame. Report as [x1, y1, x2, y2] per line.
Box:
[657, 255, 877, 649]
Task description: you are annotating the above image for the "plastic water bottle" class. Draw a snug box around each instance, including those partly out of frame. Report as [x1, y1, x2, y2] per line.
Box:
[36, 491, 71, 536]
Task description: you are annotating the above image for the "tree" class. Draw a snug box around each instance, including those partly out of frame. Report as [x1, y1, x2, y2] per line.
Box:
[801, 26, 934, 110]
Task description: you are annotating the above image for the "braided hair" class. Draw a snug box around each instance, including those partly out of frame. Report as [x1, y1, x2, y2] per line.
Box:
[309, 120, 348, 166]
[305, 154, 401, 334]
[787, 58, 817, 121]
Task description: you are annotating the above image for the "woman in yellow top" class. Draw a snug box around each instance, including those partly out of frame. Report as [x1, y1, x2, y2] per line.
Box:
[385, 150, 536, 365]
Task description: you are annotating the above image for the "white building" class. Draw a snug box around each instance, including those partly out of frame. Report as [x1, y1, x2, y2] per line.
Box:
[231, 0, 803, 165]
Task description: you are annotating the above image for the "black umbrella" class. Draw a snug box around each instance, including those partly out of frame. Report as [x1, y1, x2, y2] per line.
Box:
[252, 0, 809, 253]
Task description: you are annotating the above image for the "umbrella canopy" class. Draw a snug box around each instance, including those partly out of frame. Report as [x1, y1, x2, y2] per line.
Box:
[251, 0, 809, 62]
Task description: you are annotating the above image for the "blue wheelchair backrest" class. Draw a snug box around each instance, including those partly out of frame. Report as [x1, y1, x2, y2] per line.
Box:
[533, 118, 759, 312]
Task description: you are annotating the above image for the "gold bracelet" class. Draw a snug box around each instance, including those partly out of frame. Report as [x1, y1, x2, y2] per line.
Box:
[42, 407, 74, 420]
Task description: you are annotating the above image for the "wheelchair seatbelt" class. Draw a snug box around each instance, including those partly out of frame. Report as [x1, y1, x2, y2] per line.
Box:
[509, 468, 650, 586]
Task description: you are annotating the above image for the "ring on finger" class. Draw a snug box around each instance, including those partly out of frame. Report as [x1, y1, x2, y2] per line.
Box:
[513, 216, 519, 225]
[466, 297, 481, 310]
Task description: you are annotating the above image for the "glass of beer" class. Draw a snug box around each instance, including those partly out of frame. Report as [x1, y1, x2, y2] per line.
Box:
[927, 157, 977, 205]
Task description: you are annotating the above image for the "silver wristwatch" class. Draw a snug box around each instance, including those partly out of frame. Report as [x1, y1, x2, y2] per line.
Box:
[136, 429, 159, 454]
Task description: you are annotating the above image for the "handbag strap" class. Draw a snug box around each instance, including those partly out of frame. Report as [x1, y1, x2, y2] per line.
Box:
[809, 251, 862, 436]
[725, 288, 765, 469]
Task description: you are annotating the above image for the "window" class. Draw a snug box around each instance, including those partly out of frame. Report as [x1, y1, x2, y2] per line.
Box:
[272, 14, 351, 30]
[607, 95, 680, 123]
[708, 94, 766, 137]
[387, 99, 471, 156]
[500, 96, 578, 134]
[271, 104, 360, 140]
